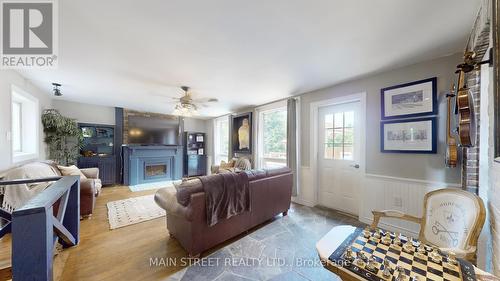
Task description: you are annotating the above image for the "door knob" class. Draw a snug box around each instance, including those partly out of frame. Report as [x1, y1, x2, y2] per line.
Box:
[350, 164, 360, 169]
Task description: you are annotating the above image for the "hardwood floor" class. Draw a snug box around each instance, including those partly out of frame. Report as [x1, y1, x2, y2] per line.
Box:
[0, 186, 362, 281]
[59, 186, 185, 281]
[0, 186, 187, 281]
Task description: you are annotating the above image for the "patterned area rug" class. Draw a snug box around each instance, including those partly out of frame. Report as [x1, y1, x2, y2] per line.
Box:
[128, 180, 181, 192]
[106, 195, 165, 229]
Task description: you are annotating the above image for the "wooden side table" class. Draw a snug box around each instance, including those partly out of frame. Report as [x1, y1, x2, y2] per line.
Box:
[316, 225, 499, 281]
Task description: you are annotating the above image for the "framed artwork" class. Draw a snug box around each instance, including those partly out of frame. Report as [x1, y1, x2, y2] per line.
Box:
[380, 117, 437, 154]
[381, 77, 437, 120]
[231, 112, 252, 154]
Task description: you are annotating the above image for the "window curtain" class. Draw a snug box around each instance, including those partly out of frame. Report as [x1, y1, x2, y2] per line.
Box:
[287, 97, 299, 196]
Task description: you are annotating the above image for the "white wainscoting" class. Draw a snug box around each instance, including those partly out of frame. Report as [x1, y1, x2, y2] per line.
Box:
[359, 174, 461, 237]
[292, 166, 316, 207]
[293, 167, 461, 238]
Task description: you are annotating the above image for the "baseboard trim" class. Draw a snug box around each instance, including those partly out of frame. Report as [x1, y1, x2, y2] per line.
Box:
[291, 197, 315, 207]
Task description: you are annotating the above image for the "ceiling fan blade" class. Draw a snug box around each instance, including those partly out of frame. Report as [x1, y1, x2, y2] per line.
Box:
[194, 103, 210, 108]
[193, 97, 218, 103]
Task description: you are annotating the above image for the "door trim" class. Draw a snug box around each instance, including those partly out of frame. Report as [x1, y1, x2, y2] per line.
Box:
[309, 92, 367, 212]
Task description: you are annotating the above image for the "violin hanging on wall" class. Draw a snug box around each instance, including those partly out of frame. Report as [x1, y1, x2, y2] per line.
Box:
[455, 51, 477, 147]
[445, 83, 458, 167]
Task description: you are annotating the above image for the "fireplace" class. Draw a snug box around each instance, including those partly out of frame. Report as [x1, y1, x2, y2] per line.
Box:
[122, 145, 183, 186]
[145, 162, 168, 180]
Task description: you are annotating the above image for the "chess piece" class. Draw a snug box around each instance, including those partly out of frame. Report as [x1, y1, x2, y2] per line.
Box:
[393, 236, 402, 246]
[447, 251, 458, 266]
[403, 241, 415, 253]
[358, 251, 368, 262]
[395, 266, 406, 281]
[374, 230, 381, 239]
[363, 229, 371, 238]
[366, 256, 377, 272]
[345, 247, 355, 261]
[355, 251, 366, 266]
[411, 276, 419, 281]
[430, 248, 443, 263]
[381, 236, 392, 245]
[382, 258, 392, 278]
[417, 245, 426, 254]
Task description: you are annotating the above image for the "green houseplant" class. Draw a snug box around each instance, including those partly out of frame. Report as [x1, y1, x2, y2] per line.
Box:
[42, 109, 83, 166]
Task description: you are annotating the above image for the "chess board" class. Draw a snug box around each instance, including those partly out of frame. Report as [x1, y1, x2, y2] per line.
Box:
[329, 227, 477, 281]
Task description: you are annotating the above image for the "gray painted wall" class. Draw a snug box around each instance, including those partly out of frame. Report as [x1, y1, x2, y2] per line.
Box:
[300, 53, 462, 183]
[0, 70, 52, 172]
[52, 100, 116, 125]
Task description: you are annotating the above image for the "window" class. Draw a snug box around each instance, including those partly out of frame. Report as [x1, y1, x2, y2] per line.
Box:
[258, 105, 287, 169]
[11, 101, 22, 152]
[213, 116, 229, 164]
[11, 86, 39, 163]
[324, 111, 353, 160]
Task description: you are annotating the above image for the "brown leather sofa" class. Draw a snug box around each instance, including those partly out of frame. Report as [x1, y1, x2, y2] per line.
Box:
[154, 167, 293, 257]
[0, 161, 101, 217]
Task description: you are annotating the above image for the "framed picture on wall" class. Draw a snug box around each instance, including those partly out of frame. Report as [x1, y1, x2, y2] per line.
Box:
[231, 112, 252, 154]
[381, 77, 437, 120]
[380, 117, 437, 154]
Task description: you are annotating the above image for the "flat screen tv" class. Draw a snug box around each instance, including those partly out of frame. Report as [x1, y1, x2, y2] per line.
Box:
[127, 116, 180, 145]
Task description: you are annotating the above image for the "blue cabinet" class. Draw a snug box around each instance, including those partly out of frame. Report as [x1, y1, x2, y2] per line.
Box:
[78, 123, 117, 185]
[77, 156, 116, 185]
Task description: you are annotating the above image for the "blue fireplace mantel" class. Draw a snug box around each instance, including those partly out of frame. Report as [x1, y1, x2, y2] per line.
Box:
[122, 145, 183, 186]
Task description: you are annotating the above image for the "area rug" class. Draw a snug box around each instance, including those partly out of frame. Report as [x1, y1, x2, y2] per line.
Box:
[106, 195, 165, 229]
[128, 180, 181, 192]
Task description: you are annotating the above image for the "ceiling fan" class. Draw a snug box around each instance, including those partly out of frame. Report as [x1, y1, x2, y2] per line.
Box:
[170, 86, 218, 117]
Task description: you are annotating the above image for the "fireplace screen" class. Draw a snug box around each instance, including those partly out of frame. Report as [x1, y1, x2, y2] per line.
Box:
[145, 164, 167, 177]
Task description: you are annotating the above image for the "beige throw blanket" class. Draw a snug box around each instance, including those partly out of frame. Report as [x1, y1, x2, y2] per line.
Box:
[1, 162, 59, 212]
[199, 172, 250, 227]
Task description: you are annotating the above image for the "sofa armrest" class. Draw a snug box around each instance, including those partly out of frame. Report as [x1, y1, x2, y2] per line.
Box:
[80, 179, 96, 196]
[80, 168, 99, 179]
[154, 187, 194, 221]
[80, 179, 96, 216]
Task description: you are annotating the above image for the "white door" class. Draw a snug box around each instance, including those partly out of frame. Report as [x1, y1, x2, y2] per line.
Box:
[318, 101, 362, 215]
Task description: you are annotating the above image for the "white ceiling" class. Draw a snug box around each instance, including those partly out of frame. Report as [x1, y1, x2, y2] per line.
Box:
[18, 0, 480, 117]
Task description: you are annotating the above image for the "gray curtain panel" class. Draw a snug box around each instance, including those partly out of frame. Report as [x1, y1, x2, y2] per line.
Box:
[287, 98, 299, 196]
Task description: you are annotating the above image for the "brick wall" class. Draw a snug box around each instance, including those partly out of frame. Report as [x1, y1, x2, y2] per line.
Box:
[490, 0, 500, 275]
[490, 163, 500, 275]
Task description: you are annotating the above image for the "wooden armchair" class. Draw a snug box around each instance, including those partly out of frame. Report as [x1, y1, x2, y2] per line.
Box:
[370, 188, 486, 262]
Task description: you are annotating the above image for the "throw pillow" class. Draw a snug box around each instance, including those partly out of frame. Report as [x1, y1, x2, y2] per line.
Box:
[57, 165, 87, 180]
[220, 160, 235, 169]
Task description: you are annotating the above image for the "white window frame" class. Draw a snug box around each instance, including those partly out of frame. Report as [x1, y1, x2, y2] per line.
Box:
[213, 115, 229, 165]
[11, 85, 40, 164]
[255, 100, 287, 169]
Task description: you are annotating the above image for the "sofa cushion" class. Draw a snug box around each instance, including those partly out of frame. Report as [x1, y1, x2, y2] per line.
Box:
[58, 165, 87, 180]
[175, 178, 203, 206]
[234, 158, 252, 170]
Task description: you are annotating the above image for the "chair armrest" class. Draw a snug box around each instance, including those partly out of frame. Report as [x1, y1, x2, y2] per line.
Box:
[80, 168, 99, 179]
[370, 210, 422, 229]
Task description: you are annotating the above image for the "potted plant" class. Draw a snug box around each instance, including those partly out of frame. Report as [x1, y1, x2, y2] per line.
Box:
[41, 109, 83, 166]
